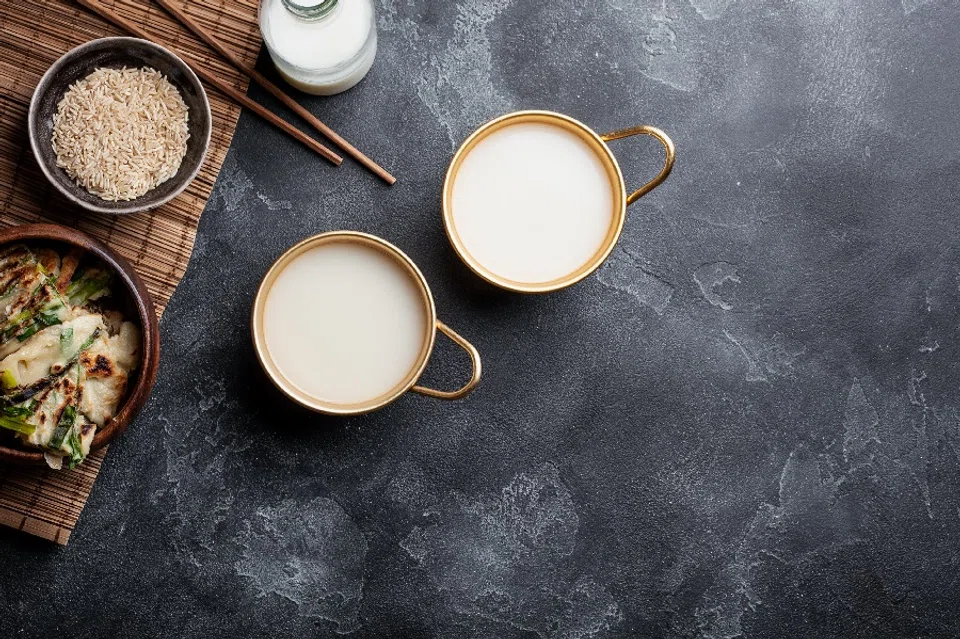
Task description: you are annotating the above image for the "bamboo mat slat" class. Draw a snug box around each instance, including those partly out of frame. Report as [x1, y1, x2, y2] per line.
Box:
[0, 0, 262, 545]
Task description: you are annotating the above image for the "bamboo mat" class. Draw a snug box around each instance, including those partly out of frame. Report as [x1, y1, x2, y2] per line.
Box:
[0, 0, 262, 545]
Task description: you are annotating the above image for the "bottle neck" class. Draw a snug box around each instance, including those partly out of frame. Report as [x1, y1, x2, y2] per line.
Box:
[281, 0, 338, 20]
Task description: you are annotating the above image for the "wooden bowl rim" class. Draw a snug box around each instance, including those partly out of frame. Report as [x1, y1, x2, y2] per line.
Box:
[0, 223, 160, 465]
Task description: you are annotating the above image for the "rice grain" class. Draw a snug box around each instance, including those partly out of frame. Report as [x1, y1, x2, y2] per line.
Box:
[51, 66, 190, 202]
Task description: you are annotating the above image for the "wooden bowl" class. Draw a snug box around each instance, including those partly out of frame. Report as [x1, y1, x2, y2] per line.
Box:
[0, 224, 160, 465]
[27, 37, 211, 215]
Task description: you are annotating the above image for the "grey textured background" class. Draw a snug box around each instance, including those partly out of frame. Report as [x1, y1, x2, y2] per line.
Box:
[3, 0, 960, 637]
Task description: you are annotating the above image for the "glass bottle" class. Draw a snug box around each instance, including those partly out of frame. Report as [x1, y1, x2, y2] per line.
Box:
[259, 0, 378, 96]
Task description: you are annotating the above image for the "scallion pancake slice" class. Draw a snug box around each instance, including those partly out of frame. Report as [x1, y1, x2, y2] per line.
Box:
[0, 245, 73, 357]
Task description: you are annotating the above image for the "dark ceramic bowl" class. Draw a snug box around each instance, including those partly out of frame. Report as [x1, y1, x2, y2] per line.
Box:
[28, 37, 211, 215]
[0, 224, 161, 466]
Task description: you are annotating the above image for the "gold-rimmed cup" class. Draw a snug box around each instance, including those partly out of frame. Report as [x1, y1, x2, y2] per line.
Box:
[442, 110, 675, 294]
[251, 231, 482, 416]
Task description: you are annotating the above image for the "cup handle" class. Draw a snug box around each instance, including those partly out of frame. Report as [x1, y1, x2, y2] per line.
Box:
[411, 320, 482, 400]
[600, 125, 676, 205]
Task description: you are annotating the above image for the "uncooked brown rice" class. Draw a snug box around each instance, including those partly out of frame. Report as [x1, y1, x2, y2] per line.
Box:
[51, 66, 190, 202]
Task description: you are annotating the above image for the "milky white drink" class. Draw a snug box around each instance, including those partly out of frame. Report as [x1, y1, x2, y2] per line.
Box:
[450, 122, 614, 284]
[259, 0, 378, 95]
[263, 241, 427, 405]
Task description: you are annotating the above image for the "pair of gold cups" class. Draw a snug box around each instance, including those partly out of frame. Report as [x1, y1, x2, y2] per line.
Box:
[252, 110, 676, 415]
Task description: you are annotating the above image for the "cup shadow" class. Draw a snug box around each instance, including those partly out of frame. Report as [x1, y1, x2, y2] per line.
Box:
[236, 355, 361, 448]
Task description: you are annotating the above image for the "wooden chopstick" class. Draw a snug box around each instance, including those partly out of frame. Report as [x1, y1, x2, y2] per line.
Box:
[75, 0, 344, 167]
[155, 0, 396, 185]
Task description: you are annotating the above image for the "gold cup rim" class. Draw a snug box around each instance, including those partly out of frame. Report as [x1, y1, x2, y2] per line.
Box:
[442, 110, 628, 294]
[251, 231, 439, 416]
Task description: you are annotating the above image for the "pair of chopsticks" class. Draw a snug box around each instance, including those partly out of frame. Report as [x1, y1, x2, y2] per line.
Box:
[76, 0, 396, 185]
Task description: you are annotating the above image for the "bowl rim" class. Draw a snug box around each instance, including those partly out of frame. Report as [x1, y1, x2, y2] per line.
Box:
[0, 223, 161, 465]
[27, 36, 212, 216]
[441, 110, 628, 294]
[250, 231, 440, 416]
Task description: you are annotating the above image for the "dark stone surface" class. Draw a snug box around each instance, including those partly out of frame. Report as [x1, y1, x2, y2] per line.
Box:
[3, 1, 960, 637]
